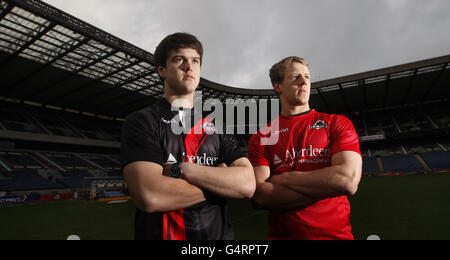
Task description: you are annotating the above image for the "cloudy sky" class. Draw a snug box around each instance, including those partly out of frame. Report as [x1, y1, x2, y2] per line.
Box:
[44, 0, 450, 90]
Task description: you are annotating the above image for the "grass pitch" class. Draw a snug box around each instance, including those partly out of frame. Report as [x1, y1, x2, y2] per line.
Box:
[0, 173, 449, 240]
[349, 173, 450, 240]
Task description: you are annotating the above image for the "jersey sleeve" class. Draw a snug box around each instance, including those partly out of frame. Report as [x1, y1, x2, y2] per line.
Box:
[248, 133, 271, 167]
[330, 115, 361, 157]
[121, 111, 164, 170]
[219, 134, 246, 166]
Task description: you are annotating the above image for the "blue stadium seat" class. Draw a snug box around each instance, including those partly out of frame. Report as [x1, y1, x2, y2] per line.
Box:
[420, 152, 450, 171]
[57, 178, 93, 189]
[363, 157, 381, 175]
[0, 170, 64, 192]
[60, 170, 92, 178]
[107, 170, 123, 177]
[381, 154, 427, 173]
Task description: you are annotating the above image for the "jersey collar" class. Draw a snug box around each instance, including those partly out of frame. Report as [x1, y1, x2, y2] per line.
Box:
[280, 109, 314, 119]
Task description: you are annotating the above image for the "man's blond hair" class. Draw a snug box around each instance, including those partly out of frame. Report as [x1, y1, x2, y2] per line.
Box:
[269, 56, 309, 86]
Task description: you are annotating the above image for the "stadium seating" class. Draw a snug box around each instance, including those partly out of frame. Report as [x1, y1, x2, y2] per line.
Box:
[0, 149, 123, 192]
[79, 155, 120, 172]
[420, 152, 450, 172]
[352, 107, 449, 138]
[381, 154, 427, 174]
[57, 177, 94, 189]
[0, 108, 44, 134]
[0, 101, 122, 142]
[0, 97, 448, 193]
[31, 114, 81, 138]
[0, 151, 43, 170]
[362, 157, 381, 175]
[106, 170, 122, 177]
[428, 108, 450, 129]
[43, 153, 98, 170]
[0, 170, 65, 192]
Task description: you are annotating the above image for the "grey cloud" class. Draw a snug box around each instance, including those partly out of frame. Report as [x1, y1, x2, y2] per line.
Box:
[44, 0, 450, 90]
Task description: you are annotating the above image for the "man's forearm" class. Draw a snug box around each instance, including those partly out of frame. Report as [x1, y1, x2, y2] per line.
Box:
[272, 165, 360, 199]
[181, 162, 255, 199]
[125, 167, 207, 213]
[252, 181, 316, 211]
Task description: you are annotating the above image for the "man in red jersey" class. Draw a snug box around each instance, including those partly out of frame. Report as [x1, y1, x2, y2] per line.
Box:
[248, 56, 362, 240]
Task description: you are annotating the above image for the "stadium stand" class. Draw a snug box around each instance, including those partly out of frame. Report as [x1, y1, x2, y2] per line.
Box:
[420, 152, 450, 172]
[381, 154, 427, 174]
[0, 169, 64, 191]
[0, 147, 122, 192]
[0, 150, 43, 170]
[0, 0, 449, 202]
[362, 157, 381, 175]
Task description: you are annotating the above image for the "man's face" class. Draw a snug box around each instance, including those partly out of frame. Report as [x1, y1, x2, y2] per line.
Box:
[158, 48, 201, 95]
[274, 62, 311, 107]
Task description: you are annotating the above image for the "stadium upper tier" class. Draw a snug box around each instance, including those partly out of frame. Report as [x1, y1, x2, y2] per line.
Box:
[1, 148, 449, 193]
[0, 99, 121, 149]
[0, 98, 448, 148]
[0, 149, 121, 191]
[0, 0, 449, 120]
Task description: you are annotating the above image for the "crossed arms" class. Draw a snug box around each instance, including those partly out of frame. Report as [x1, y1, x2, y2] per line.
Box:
[124, 158, 255, 213]
[251, 151, 362, 211]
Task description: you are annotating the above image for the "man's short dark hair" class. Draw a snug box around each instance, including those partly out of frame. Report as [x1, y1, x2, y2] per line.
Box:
[154, 32, 203, 68]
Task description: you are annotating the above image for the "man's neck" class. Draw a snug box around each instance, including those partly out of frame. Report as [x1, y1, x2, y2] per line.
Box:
[163, 91, 195, 109]
[281, 103, 310, 116]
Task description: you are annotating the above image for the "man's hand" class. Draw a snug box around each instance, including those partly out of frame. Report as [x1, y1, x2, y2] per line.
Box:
[180, 158, 255, 199]
[251, 166, 317, 211]
[163, 163, 172, 177]
[178, 162, 227, 177]
[164, 162, 227, 178]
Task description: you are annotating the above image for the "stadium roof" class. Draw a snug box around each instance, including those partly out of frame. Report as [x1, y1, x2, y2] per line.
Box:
[0, 0, 449, 120]
[310, 55, 450, 115]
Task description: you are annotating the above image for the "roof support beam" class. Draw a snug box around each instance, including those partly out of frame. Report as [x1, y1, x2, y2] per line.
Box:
[76, 69, 157, 108]
[26, 49, 120, 101]
[382, 74, 392, 108]
[92, 79, 160, 110]
[89, 72, 162, 108]
[6, 0, 155, 64]
[361, 79, 368, 113]
[338, 83, 351, 113]
[0, 2, 14, 20]
[315, 88, 333, 113]
[109, 97, 155, 118]
[46, 59, 141, 105]
[0, 22, 56, 69]
[1, 35, 89, 96]
[421, 63, 448, 103]
[107, 91, 164, 115]
[401, 69, 419, 105]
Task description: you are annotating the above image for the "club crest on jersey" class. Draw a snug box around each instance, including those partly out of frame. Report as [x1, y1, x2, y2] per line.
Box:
[310, 120, 327, 130]
[202, 121, 216, 135]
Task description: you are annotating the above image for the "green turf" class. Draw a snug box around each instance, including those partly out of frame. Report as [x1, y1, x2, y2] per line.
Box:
[349, 173, 450, 240]
[0, 173, 449, 240]
[0, 200, 135, 240]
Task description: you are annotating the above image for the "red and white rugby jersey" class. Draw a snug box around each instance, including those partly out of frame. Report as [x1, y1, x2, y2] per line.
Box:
[248, 109, 361, 240]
